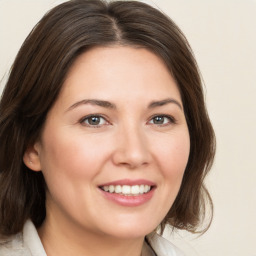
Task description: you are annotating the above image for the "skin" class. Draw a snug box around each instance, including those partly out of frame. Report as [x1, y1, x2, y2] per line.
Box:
[24, 46, 190, 256]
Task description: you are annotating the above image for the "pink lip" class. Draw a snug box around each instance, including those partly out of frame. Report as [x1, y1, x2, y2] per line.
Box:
[98, 179, 156, 207]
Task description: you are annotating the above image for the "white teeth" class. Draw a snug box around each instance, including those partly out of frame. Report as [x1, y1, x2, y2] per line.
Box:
[103, 186, 109, 192]
[139, 185, 145, 194]
[122, 185, 131, 194]
[115, 185, 122, 193]
[145, 185, 150, 193]
[101, 184, 152, 195]
[131, 185, 140, 194]
[109, 185, 115, 193]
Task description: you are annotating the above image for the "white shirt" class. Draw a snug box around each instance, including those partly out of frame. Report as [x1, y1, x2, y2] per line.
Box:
[0, 220, 185, 256]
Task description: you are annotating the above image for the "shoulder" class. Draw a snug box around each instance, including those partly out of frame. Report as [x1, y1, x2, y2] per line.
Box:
[147, 233, 186, 256]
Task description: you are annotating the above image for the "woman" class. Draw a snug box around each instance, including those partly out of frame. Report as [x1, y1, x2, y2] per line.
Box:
[0, 0, 215, 255]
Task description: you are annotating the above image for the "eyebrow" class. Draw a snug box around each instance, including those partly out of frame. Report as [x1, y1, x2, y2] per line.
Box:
[66, 97, 183, 112]
[66, 99, 116, 112]
[148, 98, 183, 110]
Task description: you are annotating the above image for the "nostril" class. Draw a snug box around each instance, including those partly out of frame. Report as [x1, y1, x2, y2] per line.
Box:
[112, 148, 150, 169]
[112, 129, 151, 168]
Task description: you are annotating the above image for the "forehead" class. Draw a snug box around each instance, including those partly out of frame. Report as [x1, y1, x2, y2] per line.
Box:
[57, 46, 181, 108]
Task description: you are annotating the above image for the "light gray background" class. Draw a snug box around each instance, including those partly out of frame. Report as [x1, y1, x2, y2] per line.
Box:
[0, 1, 255, 255]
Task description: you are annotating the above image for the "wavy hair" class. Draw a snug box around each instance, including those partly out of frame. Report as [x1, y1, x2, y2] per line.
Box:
[0, 0, 215, 236]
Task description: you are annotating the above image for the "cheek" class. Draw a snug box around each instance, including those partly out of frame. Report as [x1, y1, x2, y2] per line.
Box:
[154, 131, 190, 181]
[148, 130, 190, 220]
[38, 131, 112, 211]
[39, 129, 111, 181]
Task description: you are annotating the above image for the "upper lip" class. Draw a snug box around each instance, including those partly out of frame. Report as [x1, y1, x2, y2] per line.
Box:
[98, 179, 156, 187]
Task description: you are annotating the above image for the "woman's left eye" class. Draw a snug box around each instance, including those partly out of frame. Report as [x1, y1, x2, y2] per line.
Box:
[148, 115, 175, 125]
[80, 115, 108, 127]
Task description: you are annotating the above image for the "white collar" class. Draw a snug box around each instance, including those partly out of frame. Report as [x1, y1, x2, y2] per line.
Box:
[23, 220, 46, 256]
[147, 233, 185, 256]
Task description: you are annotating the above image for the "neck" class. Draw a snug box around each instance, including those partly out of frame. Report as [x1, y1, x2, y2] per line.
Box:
[37, 213, 145, 256]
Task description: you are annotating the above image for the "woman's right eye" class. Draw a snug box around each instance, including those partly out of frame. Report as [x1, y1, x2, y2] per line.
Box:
[80, 115, 109, 127]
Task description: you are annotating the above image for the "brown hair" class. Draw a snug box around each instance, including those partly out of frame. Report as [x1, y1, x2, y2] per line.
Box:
[0, 0, 215, 236]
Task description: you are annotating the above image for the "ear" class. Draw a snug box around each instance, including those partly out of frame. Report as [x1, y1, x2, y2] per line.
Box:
[23, 142, 42, 172]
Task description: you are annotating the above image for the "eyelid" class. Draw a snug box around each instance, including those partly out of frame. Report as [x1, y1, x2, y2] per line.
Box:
[79, 114, 111, 127]
[78, 113, 176, 128]
[147, 114, 177, 126]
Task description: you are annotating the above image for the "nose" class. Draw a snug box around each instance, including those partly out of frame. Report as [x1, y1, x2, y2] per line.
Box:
[112, 124, 151, 169]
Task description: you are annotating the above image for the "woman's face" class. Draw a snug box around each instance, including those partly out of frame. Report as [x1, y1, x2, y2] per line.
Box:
[31, 46, 190, 239]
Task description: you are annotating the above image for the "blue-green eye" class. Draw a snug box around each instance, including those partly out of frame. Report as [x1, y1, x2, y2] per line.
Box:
[80, 115, 108, 126]
[149, 115, 175, 125]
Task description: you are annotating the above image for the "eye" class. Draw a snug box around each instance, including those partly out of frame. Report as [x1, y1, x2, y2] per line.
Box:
[148, 115, 175, 126]
[80, 115, 109, 127]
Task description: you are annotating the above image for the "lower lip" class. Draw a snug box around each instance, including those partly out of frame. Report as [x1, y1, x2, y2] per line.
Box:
[100, 188, 155, 207]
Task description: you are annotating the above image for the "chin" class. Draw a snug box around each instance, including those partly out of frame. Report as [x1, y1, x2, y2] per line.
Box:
[99, 219, 158, 240]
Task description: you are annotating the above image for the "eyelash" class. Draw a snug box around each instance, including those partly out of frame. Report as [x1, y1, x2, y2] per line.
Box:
[79, 114, 110, 128]
[148, 114, 176, 126]
[79, 114, 176, 128]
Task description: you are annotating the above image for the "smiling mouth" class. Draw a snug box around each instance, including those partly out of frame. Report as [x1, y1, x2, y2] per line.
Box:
[99, 184, 153, 196]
